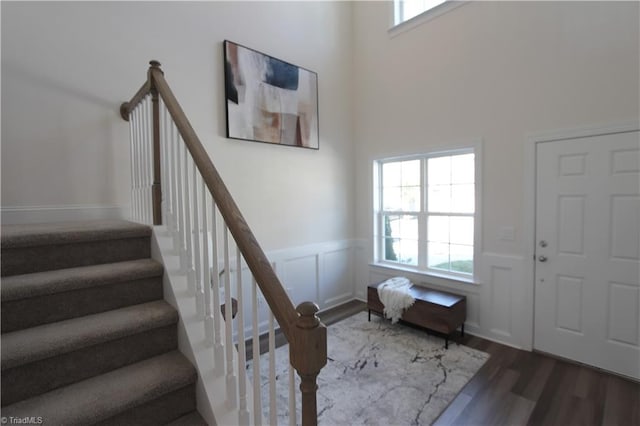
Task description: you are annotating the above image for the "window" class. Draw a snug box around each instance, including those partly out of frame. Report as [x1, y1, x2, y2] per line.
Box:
[390, 0, 467, 36]
[394, 0, 448, 25]
[375, 149, 478, 280]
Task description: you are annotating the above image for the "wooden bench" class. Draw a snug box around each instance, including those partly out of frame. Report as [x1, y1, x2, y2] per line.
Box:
[367, 282, 466, 349]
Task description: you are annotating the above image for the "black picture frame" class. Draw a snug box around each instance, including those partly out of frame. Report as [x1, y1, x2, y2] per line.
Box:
[224, 40, 319, 150]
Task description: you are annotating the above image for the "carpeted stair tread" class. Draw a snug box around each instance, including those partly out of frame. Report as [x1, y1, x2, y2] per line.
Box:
[2, 259, 165, 333]
[1, 259, 163, 302]
[1, 221, 152, 277]
[2, 301, 178, 370]
[1, 220, 151, 248]
[1, 351, 197, 425]
[165, 411, 209, 426]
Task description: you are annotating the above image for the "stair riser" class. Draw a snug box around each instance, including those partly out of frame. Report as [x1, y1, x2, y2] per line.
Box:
[166, 411, 208, 426]
[94, 386, 196, 426]
[1, 325, 178, 406]
[2, 277, 163, 333]
[1, 237, 151, 277]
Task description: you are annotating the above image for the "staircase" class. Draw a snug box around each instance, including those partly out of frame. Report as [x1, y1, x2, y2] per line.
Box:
[1, 220, 207, 425]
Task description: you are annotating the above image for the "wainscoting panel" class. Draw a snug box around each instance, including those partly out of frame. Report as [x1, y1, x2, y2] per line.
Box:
[280, 254, 319, 307]
[225, 240, 357, 339]
[269, 239, 357, 312]
[465, 293, 481, 330]
[480, 253, 528, 349]
[488, 265, 513, 338]
[321, 247, 355, 308]
[353, 241, 369, 300]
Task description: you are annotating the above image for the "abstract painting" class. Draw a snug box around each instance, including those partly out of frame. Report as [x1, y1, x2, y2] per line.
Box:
[224, 40, 319, 149]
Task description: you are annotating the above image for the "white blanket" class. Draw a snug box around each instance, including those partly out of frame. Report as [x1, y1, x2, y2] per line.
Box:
[377, 277, 415, 324]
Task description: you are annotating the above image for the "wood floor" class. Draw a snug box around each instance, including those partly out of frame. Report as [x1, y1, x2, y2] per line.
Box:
[319, 301, 639, 426]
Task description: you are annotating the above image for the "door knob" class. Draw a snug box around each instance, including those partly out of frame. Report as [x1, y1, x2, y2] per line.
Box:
[538, 255, 547, 262]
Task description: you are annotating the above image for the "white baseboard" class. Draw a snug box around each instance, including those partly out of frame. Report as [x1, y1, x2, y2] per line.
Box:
[463, 329, 526, 351]
[1, 204, 129, 225]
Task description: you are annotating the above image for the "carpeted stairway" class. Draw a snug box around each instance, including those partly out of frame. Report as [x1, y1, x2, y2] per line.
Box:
[1, 220, 208, 425]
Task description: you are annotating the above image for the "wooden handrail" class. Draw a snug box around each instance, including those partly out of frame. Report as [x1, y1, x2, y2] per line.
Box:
[120, 80, 150, 121]
[121, 61, 327, 425]
[153, 66, 301, 338]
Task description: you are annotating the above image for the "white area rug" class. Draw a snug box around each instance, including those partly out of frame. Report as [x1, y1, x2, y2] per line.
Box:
[248, 312, 489, 425]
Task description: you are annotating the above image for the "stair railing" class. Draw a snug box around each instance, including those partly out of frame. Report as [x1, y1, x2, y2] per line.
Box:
[121, 61, 327, 426]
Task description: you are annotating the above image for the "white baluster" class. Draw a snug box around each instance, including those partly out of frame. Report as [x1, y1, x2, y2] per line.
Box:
[137, 101, 144, 223]
[130, 107, 138, 222]
[136, 104, 144, 222]
[237, 248, 249, 425]
[136, 104, 144, 223]
[252, 278, 263, 426]
[183, 144, 196, 295]
[175, 132, 188, 271]
[201, 183, 215, 345]
[170, 123, 181, 247]
[192, 166, 205, 319]
[127, 111, 133, 220]
[224, 226, 237, 408]
[289, 364, 296, 426]
[160, 101, 170, 223]
[166, 107, 175, 231]
[269, 312, 277, 425]
[210, 202, 225, 370]
[147, 96, 154, 225]
[141, 97, 150, 224]
[157, 99, 164, 218]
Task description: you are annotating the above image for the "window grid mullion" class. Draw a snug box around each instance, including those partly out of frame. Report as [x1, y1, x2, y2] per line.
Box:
[418, 212, 428, 269]
[426, 212, 474, 217]
[381, 210, 421, 216]
[420, 157, 428, 269]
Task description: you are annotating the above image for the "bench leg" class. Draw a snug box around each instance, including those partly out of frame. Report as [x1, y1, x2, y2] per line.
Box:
[445, 336, 449, 350]
[368, 309, 371, 322]
[461, 323, 465, 337]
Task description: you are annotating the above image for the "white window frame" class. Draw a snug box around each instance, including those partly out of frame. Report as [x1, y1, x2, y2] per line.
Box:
[373, 141, 482, 284]
[389, 0, 469, 38]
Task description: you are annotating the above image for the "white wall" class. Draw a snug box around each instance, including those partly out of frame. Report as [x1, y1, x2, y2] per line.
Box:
[353, 1, 639, 348]
[4, 1, 639, 351]
[1, 1, 355, 254]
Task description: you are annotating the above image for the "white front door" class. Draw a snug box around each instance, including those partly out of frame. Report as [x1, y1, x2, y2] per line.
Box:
[534, 130, 640, 380]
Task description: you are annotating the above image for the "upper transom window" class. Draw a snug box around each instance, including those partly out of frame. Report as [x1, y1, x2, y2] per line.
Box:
[390, 0, 467, 37]
[394, 0, 448, 25]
